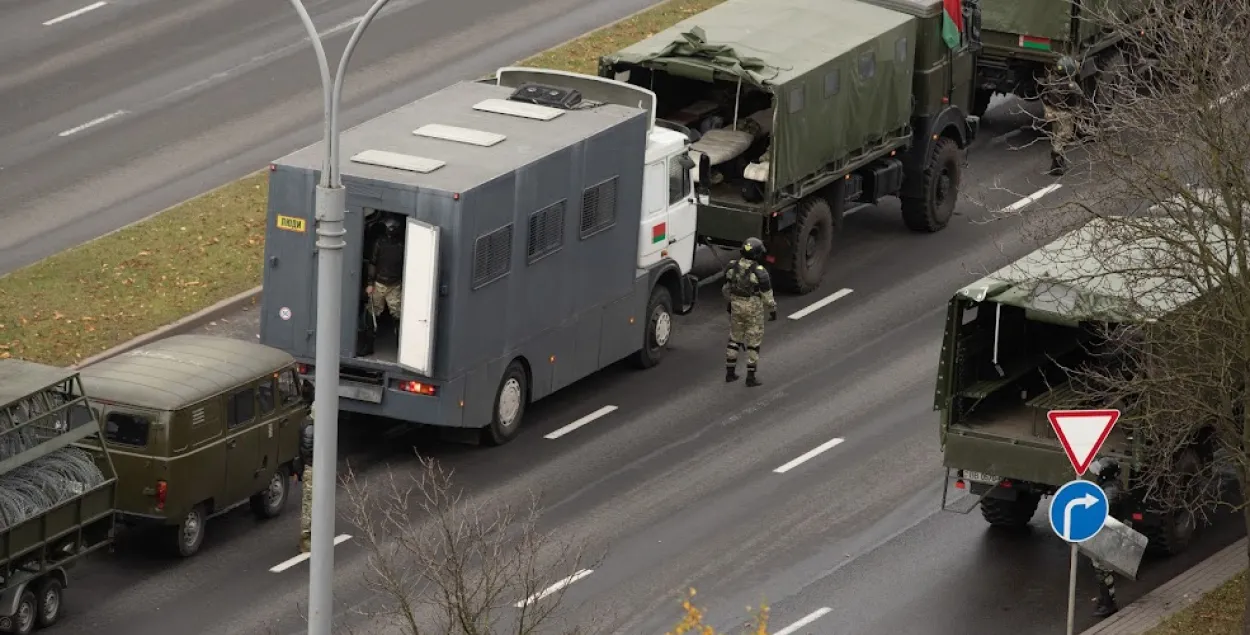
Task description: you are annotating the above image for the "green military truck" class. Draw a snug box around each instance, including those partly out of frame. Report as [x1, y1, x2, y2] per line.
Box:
[935, 218, 1212, 557]
[972, 0, 1143, 116]
[599, 0, 982, 294]
[0, 360, 117, 633]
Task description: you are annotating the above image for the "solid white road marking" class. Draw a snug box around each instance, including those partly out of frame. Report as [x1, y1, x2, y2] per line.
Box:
[773, 438, 845, 474]
[269, 534, 352, 573]
[774, 607, 833, 635]
[513, 569, 593, 608]
[57, 110, 128, 137]
[1000, 183, 1062, 213]
[787, 288, 853, 321]
[43, 1, 108, 25]
[544, 405, 617, 440]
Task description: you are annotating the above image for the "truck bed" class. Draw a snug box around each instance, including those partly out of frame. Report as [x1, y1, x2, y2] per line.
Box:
[956, 401, 1131, 456]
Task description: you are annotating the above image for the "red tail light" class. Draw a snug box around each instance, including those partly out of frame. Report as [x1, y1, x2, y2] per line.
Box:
[297, 364, 310, 375]
[156, 480, 168, 511]
[397, 381, 437, 396]
[1132, 512, 1143, 521]
[955, 480, 966, 489]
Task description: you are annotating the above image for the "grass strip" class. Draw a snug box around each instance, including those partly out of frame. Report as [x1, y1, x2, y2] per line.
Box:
[0, 0, 724, 367]
[1147, 571, 1244, 634]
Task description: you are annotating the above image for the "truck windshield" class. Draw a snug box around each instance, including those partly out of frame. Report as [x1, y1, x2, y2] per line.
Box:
[104, 410, 155, 448]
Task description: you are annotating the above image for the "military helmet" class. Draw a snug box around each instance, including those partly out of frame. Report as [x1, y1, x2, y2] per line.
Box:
[1055, 56, 1078, 78]
[382, 215, 402, 237]
[741, 237, 766, 261]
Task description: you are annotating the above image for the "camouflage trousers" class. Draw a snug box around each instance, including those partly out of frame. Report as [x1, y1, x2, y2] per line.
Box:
[726, 297, 767, 371]
[369, 281, 402, 321]
[300, 465, 313, 552]
[1092, 558, 1117, 601]
[1043, 103, 1077, 155]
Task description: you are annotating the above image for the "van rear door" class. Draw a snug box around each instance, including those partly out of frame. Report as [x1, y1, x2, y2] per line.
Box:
[396, 218, 441, 376]
[99, 406, 166, 516]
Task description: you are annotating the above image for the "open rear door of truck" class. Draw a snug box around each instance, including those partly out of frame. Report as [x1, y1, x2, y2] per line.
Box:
[396, 218, 441, 376]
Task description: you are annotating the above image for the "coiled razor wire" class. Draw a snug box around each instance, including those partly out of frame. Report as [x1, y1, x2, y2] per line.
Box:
[0, 448, 106, 531]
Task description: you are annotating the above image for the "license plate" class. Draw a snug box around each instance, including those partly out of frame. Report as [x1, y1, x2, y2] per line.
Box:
[963, 471, 999, 483]
[338, 382, 383, 403]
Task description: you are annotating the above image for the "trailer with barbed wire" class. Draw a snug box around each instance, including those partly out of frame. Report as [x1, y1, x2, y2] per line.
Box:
[0, 360, 117, 634]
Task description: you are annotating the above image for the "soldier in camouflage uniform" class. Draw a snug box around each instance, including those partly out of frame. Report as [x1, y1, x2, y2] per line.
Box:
[1042, 56, 1083, 177]
[298, 391, 315, 553]
[366, 215, 405, 324]
[722, 237, 777, 387]
[1089, 457, 1125, 618]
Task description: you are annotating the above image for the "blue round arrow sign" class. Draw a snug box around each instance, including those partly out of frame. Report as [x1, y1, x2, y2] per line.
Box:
[1048, 479, 1109, 543]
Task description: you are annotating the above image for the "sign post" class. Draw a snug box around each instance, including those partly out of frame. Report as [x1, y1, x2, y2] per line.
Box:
[1046, 408, 1121, 635]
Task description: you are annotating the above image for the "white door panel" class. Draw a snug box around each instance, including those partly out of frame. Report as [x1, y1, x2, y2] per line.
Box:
[397, 218, 440, 376]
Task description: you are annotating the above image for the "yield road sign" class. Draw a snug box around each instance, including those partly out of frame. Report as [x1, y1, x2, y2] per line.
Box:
[1048, 409, 1121, 476]
[1049, 479, 1109, 543]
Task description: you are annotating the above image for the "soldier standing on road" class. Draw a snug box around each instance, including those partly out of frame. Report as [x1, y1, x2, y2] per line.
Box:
[1088, 457, 1125, 618]
[298, 384, 315, 553]
[366, 215, 405, 328]
[1042, 56, 1083, 177]
[722, 237, 777, 387]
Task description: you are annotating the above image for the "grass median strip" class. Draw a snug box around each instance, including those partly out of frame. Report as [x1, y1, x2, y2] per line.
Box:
[0, 0, 724, 366]
[1146, 571, 1245, 634]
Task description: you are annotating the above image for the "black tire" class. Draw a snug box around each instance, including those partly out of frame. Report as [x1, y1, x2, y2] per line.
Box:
[980, 493, 1041, 528]
[901, 137, 961, 233]
[972, 88, 993, 118]
[34, 577, 63, 629]
[11, 590, 35, 635]
[482, 360, 527, 446]
[631, 285, 674, 369]
[773, 196, 834, 295]
[1141, 448, 1202, 557]
[172, 504, 207, 558]
[250, 466, 290, 520]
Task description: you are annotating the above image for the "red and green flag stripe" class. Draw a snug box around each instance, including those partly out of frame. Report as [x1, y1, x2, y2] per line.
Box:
[1018, 35, 1052, 51]
[651, 221, 667, 244]
[941, 0, 964, 49]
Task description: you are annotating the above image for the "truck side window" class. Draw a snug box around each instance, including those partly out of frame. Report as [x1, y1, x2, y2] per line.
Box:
[824, 70, 841, 98]
[788, 86, 805, 114]
[278, 370, 301, 405]
[258, 378, 276, 414]
[228, 388, 256, 429]
[859, 51, 876, 79]
[527, 200, 566, 264]
[645, 162, 666, 216]
[580, 177, 618, 239]
[105, 412, 151, 447]
[896, 37, 908, 63]
[668, 156, 691, 205]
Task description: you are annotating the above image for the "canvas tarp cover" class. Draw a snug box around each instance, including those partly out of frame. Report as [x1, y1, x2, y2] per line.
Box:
[954, 213, 1231, 324]
[601, 0, 918, 193]
[980, 0, 1073, 42]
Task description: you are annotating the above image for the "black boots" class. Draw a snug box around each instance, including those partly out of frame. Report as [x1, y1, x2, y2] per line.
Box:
[726, 367, 739, 382]
[745, 370, 761, 387]
[1048, 151, 1068, 176]
[727, 367, 761, 386]
[1093, 585, 1118, 618]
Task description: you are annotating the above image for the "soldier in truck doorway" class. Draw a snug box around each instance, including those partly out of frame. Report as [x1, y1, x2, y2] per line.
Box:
[366, 215, 405, 328]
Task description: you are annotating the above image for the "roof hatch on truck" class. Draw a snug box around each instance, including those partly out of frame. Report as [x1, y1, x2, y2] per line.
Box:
[350, 149, 446, 174]
[414, 123, 507, 147]
[492, 66, 658, 131]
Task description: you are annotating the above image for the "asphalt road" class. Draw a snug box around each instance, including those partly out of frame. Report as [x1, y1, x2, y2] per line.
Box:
[0, 0, 689, 274]
[40, 97, 1245, 635]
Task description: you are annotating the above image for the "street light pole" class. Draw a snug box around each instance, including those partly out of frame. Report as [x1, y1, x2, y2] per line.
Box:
[285, 2, 392, 634]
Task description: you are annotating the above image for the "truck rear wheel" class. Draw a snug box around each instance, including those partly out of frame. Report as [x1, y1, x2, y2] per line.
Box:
[1141, 447, 1202, 557]
[10, 590, 35, 635]
[980, 493, 1040, 528]
[172, 504, 207, 558]
[34, 577, 62, 628]
[773, 196, 834, 295]
[482, 361, 527, 446]
[901, 137, 960, 233]
[631, 285, 673, 369]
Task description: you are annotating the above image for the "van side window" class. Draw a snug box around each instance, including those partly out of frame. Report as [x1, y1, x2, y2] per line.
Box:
[258, 378, 276, 414]
[228, 388, 256, 429]
[668, 156, 691, 205]
[105, 412, 151, 447]
[278, 370, 301, 405]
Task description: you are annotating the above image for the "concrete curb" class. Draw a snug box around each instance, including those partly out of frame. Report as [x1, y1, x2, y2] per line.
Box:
[72, 285, 264, 369]
[1080, 537, 1247, 634]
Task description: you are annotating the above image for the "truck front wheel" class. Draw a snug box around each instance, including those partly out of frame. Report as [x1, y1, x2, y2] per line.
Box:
[980, 493, 1040, 528]
[631, 285, 673, 369]
[482, 361, 528, 446]
[773, 196, 834, 295]
[901, 137, 960, 233]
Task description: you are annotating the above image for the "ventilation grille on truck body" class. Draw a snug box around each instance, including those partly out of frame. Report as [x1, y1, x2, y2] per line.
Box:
[579, 177, 618, 239]
[508, 83, 583, 110]
[527, 200, 566, 263]
[472, 224, 514, 289]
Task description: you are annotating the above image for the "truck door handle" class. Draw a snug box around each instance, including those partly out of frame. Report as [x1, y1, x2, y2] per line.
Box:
[227, 439, 237, 449]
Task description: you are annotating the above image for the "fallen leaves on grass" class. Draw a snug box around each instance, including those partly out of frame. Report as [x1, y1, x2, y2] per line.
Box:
[1147, 571, 1245, 634]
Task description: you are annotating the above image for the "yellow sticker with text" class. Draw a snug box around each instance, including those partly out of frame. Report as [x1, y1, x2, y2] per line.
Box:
[276, 215, 306, 233]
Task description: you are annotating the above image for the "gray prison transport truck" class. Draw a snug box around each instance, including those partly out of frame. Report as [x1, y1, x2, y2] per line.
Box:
[259, 75, 700, 445]
[933, 217, 1216, 557]
[972, 0, 1145, 116]
[0, 360, 117, 633]
[598, 0, 982, 294]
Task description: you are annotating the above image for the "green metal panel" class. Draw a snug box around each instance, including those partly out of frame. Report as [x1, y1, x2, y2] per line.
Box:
[981, 0, 1074, 43]
[696, 205, 766, 243]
